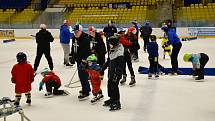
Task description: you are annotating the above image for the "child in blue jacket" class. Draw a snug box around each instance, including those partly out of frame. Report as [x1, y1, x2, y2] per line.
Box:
[147, 35, 159, 79]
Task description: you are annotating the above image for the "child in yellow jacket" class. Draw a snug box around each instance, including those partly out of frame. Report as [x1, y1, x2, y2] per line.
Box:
[161, 34, 171, 59]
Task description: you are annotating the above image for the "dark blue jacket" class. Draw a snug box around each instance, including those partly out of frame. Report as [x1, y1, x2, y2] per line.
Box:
[60, 24, 72, 44]
[166, 28, 181, 45]
[103, 25, 117, 38]
[147, 41, 158, 57]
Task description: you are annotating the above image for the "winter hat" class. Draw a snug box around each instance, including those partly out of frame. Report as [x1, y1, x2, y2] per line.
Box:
[161, 24, 168, 31]
[72, 24, 83, 31]
[87, 54, 97, 62]
[108, 36, 119, 46]
[150, 35, 157, 41]
[40, 24, 46, 29]
[183, 53, 191, 62]
[132, 19, 137, 24]
[88, 26, 96, 33]
[41, 68, 49, 75]
[118, 27, 125, 34]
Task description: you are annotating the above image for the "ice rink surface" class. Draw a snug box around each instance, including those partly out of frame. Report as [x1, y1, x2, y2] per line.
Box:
[0, 37, 215, 121]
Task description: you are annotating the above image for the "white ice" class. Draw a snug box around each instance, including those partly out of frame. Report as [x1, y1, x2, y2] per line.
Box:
[0, 37, 215, 121]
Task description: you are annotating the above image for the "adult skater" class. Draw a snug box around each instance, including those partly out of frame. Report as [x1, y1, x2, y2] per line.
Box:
[161, 21, 182, 75]
[140, 21, 152, 52]
[71, 24, 91, 100]
[34, 24, 54, 72]
[60, 19, 73, 66]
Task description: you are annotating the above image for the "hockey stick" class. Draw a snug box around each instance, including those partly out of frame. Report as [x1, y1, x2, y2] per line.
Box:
[64, 69, 80, 88]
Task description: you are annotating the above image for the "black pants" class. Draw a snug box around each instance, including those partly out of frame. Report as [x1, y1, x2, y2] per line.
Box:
[107, 78, 120, 101]
[148, 56, 159, 74]
[46, 81, 64, 95]
[171, 42, 182, 72]
[122, 51, 134, 76]
[34, 46, 53, 71]
[198, 53, 209, 78]
[143, 36, 150, 52]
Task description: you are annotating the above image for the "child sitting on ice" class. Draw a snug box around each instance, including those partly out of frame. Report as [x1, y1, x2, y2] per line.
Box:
[39, 68, 69, 97]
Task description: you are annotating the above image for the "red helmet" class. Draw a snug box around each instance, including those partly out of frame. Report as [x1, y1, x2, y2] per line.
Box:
[88, 26, 95, 33]
[127, 27, 136, 34]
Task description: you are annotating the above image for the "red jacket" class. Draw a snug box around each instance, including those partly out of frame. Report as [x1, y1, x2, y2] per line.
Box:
[11, 62, 34, 93]
[119, 36, 132, 46]
[42, 71, 61, 86]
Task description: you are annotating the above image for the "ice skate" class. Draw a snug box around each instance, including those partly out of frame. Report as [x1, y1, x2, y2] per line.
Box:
[26, 99, 31, 106]
[155, 73, 159, 79]
[78, 93, 89, 101]
[148, 73, 152, 79]
[120, 75, 127, 85]
[103, 99, 112, 106]
[109, 102, 121, 111]
[44, 92, 54, 98]
[168, 71, 177, 76]
[90, 93, 104, 103]
[195, 76, 204, 82]
[129, 76, 136, 87]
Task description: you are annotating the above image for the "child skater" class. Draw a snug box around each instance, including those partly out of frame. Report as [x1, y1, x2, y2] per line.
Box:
[39, 68, 69, 97]
[147, 35, 159, 79]
[161, 33, 171, 59]
[11, 52, 34, 106]
[81, 54, 104, 103]
[117, 28, 136, 86]
[103, 36, 124, 111]
[183, 53, 209, 80]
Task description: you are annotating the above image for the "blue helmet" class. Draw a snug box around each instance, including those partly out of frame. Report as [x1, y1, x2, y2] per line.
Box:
[118, 27, 126, 34]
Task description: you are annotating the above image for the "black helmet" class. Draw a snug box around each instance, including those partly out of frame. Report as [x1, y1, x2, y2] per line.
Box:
[108, 36, 119, 46]
[150, 35, 157, 41]
[16, 52, 27, 62]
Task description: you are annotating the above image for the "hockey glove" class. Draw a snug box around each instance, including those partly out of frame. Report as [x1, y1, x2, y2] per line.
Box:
[80, 60, 89, 70]
[39, 81, 44, 91]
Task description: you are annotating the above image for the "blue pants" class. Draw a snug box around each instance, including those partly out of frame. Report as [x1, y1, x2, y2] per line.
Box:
[77, 64, 90, 94]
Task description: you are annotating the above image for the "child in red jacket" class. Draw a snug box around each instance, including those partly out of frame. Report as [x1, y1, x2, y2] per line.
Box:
[39, 68, 69, 97]
[11, 52, 34, 106]
[81, 54, 103, 103]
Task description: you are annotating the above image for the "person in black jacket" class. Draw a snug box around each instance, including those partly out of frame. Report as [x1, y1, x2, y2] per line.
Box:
[71, 24, 91, 100]
[140, 21, 152, 52]
[34, 24, 54, 72]
[88, 26, 106, 67]
[103, 36, 124, 111]
[103, 20, 117, 53]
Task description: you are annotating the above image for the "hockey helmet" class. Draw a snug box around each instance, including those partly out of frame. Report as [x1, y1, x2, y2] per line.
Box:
[150, 35, 157, 41]
[16, 52, 27, 62]
[88, 26, 96, 33]
[108, 36, 119, 46]
[87, 54, 97, 62]
[41, 68, 49, 75]
[183, 53, 191, 62]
